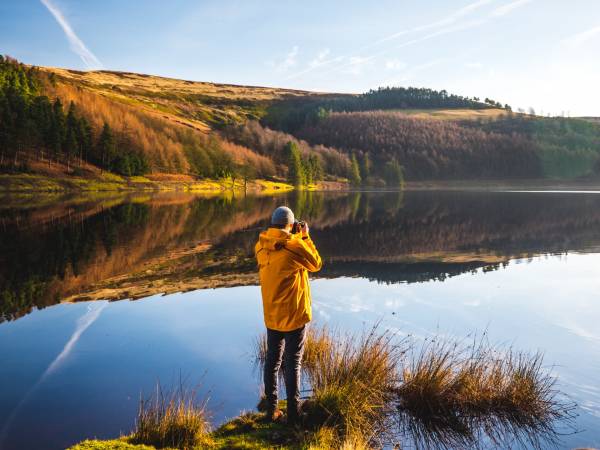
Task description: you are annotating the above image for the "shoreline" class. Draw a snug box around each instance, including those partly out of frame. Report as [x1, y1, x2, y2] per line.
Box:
[0, 173, 348, 195]
[2, 173, 599, 195]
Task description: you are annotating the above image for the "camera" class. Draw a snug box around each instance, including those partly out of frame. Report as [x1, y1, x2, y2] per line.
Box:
[291, 220, 306, 234]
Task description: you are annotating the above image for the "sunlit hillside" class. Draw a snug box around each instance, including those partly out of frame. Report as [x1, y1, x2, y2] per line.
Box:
[2, 57, 599, 184]
[41, 66, 325, 130]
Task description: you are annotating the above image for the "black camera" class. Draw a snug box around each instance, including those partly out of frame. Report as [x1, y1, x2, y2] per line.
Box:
[291, 220, 306, 234]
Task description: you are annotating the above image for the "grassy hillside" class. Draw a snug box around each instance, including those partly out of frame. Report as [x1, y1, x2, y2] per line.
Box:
[0, 56, 348, 187]
[42, 66, 320, 130]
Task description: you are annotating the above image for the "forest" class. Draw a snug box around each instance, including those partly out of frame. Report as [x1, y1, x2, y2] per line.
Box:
[295, 111, 542, 181]
[0, 56, 149, 176]
[0, 56, 278, 179]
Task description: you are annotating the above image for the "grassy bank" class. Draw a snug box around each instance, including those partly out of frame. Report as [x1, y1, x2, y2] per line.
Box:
[0, 172, 354, 194]
[68, 326, 575, 450]
[0, 173, 290, 194]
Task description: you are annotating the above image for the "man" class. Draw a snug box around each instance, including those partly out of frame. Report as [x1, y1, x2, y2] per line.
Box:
[255, 206, 322, 425]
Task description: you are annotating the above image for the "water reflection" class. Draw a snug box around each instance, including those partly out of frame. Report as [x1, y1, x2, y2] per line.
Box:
[2, 190, 600, 321]
[1, 190, 600, 448]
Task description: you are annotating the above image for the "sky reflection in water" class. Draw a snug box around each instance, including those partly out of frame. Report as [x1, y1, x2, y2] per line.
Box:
[1, 191, 600, 449]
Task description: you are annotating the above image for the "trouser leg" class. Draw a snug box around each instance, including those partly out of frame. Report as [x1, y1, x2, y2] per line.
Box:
[283, 325, 307, 417]
[264, 328, 285, 411]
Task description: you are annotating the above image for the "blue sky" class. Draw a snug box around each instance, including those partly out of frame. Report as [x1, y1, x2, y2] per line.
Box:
[1, 0, 599, 115]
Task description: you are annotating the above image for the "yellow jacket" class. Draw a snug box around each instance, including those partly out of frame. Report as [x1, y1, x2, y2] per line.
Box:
[255, 228, 322, 332]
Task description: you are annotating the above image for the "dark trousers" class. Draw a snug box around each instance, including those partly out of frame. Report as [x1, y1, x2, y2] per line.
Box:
[264, 325, 307, 416]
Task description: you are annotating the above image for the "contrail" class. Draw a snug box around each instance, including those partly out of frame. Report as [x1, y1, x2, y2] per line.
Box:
[40, 0, 103, 69]
[0, 302, 108, 445]
[562, 24, 600, 47]
[287, 0, 533, 82]
[286, 0, 495, 80]
[373, 0, 496, 46]
[490, 0, 533, 17]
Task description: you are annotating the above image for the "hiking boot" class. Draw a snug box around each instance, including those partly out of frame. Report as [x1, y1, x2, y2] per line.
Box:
[286, 409, 306, 428]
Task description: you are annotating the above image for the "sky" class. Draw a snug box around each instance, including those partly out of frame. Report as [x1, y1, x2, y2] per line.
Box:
[1, 0, 600, 116]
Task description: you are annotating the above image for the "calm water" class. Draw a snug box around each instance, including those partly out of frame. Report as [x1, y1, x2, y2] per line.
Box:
[1, 190, 600, 449]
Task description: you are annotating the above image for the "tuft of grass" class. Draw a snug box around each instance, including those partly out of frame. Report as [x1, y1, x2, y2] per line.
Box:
[129, 383, 212, 449]
[395, 334, 577, 449]
[302, 326, 403, 446]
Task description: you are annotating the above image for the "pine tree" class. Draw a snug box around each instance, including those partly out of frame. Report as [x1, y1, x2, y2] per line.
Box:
[350, 153, 361, 185]
[97, 122, 116, 172]
[50, 99, 65, 162]
[309, 154, 324, 183]
[77, 117, 93, 166]
[384, 158, 404, 187]
[360, 152, 371, 183]
[285, 141, 304, 186]
[64, 103, 78, 170]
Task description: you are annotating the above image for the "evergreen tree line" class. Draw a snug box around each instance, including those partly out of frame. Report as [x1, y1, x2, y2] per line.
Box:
[263, 87, 511, 134]
[0, 56, 148, 175]
[325, 87, 508, 112]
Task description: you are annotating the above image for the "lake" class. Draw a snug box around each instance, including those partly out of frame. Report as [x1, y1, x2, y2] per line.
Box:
[1, 189, 600, 449]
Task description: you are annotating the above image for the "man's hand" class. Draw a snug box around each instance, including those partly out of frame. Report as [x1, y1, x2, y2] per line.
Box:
[301, 221, 309, 238]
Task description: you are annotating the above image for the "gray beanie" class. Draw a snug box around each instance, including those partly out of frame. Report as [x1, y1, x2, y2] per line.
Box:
[271, 206, 295, 225]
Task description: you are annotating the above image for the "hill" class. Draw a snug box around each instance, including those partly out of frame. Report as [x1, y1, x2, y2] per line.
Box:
[1, 55, 599, 188]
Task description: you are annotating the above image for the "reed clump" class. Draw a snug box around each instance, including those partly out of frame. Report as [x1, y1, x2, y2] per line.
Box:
[396, 335, 576, 449]
[130, 383, 211, 449]
[255, 326, 575, 449]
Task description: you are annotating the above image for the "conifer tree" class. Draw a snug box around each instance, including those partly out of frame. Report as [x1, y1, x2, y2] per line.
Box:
[360, 152, 371, 182]
[285, 141, 304, 186]
[350, 153, 361, 185]
[97, 122, 116, 172]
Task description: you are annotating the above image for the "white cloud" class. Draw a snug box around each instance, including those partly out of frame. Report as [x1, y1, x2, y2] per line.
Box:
[562, 25, 600, 47]
[40, 0, 103, 69]
[309, 48, 331, 68]
[385, 59, 406, 70]
[491, 0, 533, 17]
[342, 56, 373, 76]
[465, 61, 484, 69]
[380, 58, 447, 86]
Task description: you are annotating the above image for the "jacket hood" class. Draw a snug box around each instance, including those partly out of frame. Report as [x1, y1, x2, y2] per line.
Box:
[258, 228, 291, 251]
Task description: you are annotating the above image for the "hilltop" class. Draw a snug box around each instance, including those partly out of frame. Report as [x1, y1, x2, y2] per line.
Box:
[1, 56, 599, 191]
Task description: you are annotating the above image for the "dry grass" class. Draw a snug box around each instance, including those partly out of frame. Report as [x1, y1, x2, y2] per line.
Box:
[130, 383, 211, 449]
[396, 108, 512, 121]
[255, 326, 576, 449]
[396, 334, 577, 449]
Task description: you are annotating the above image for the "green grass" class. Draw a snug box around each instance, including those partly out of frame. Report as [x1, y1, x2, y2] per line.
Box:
[69, 439, 156, 450]
[0, 172, 300, 194]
